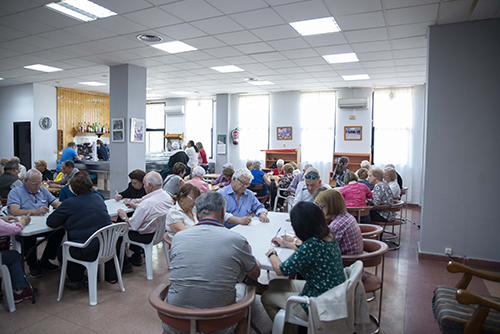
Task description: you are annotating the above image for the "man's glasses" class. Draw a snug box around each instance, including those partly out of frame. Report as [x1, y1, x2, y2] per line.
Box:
[237, 178, 250, 187]
[304, 175, 318, 180]
[29, 181, 42, 186]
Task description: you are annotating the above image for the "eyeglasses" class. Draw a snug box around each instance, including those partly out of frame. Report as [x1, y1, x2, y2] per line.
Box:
[237, 178, 250, 187]
[29, 181, 42, 186]
[304, 175, 318, 180]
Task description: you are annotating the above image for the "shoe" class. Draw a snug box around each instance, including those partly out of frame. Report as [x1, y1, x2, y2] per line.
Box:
[122, 262, 134, 273]
[64, 278, 82, 290]
[14, 287, 38, 304]
[29, 266, 43, 278]
[129, 255, 143, 267]
[40, 259, 59, 271]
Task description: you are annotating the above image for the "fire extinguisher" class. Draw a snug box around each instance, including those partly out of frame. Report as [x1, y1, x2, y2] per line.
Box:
[231, 127, 239, 145]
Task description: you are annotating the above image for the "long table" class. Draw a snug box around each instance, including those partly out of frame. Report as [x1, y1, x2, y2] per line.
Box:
[232, 212, 296, 271]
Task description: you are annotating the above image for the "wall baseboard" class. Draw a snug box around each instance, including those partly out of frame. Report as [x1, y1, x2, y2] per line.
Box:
[418, 251, 500, 271]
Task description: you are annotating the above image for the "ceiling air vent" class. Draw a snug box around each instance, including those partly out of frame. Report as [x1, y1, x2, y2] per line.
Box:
[137, 34, 163, 43]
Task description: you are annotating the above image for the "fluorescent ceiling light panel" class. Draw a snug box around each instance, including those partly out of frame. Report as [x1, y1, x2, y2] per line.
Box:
[290, 17, 341, 36]
[211, 65, 244, 73]
[78, 81, 106, 86]
[248, 80, 274, 86]
[342, 74, 370, 81]
[323, 52, 359, 64]
[151, 41, 197, 54]
[46, 0, 116, 22]
[0, 78, 3, 81]
[24, 64, 63, 72]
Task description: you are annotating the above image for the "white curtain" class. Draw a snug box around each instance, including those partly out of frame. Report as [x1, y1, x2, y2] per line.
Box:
[373, 87, 414, 201]
[238, 94, 270, 167]
[300, 91, 336, 181]
[185, 98, 213, 158]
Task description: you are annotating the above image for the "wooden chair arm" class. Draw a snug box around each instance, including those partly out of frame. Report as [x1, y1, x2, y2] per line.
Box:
[447, 261, 500, 289]
[456, 289, 500, 334]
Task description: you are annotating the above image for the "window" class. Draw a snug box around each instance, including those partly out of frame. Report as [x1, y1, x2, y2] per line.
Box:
[146, 103, 165, 153]
[238, 94, 270, 164]
[185, 98, 213, 158]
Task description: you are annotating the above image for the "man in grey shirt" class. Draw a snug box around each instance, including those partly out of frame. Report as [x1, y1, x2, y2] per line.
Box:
[47, 160, 79, 187]
[165, 191, 260, 333]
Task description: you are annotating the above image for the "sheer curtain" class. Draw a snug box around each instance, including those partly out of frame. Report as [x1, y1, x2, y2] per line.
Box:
[373, 87, 414, 200]
[300, 91, 336, 181]
[185, 98, 213, 158]
[238, 94, 270, 166]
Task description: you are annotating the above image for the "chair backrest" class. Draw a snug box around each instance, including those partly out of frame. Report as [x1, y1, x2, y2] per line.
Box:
[143, 215, 167, 246]
[358, 224, 384, 239]
[347, 206, 372, 218]
[91, 223, 128, 262]
[149, 284, 256, 334]
[250, 183, 266, 191]
[342, 239, 388, 268]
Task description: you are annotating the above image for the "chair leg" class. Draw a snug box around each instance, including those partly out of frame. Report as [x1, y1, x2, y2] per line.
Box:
[162, 241, 169, 267]
[272, 309, 286, 334]
[87, 264, 98, 306]
[99, 263, 105, 282]
[113, 255, 125, 292]
[144, 244, 153, 280]
[57, 258, 68, 302]
[1, 265, 16, 312]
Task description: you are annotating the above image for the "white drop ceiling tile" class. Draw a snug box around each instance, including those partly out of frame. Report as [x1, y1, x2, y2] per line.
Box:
[392, 36, 426, 50]
[351, 40, 391, 53]
[123, 7, 183, 29]
[364, 67, 395, 74]
[387, 21, 432, 39]
[397, 76, 426, 84]
[97, 36, 145, 51]
[314, 44, 353, 55]
[191, 16, 245, 35]
[219, 55, 259, 65]
[128, 46, 169, 58]
[344, 28, 389, 44]
[63, 24, 118, 40]
[205, 0, 269, 14]
[368, 73, 397, 79]
[183, 36, 227, 50]
[393, 48, 427, 59]
[470, 0, 500, 20]
[250, 52, 287, 62]
[292, 57, 326, 66]
[396, 64, 426, 72]
[437, 0, 471, 24]
[75, 41, 119, 54]
[197, 58, 230, 67]
[362, 59, 395, 68]
[329, 62, 363, 70]
[159, 0, 223, 22]
[19, 7, 80, 29]
[234, 42, 274, 54]
[30, 50, 72, 62]
[239, 63, 270, 71]
[385, 4, 439, 26]
[1, 67, 39, 78]
[262, 59, 296, 69]
[311, 71, 341, 79]
[394, 57, 426, 66]
[175, 51, 215, 62]
[267, 38, 309, 51]
[383, 0, 439, 10]
[286, 74, 317, 81]
[273, 0, 330, 22]
[0, 47, 21, 58]
[372, 79, 399, 86]
[50, 45, 95, 57]
[397, 71, 426, 77]
[0, 40, 42, 53]
[189, 67, 218, 75]
[215, 31, 261, 45]
[274, 67, 306, 74]
[79, 54, 124, 66]
[356, 50, 393, 61]
[229, 8, 285, 30]
[90, 16, 148, 35]
[281, 48, 319, 59]
[250, 24, 299, 41]
[156, 23, 207, 40]
[335, 11, 386, 31]
[323, 0, 382, 16]
[9, 53, 50, 65]
[0, 26, 29, 40]
[303, 33, 347, 47]
[301, 64, 333, 73]
[171, 62, 205, 70]
[61, 58, 100, 67]
[204, 46, 243, 58]
[0, 0, 40, 13]
[16, 35, 66, 49]
[94, 0, 153, 15]
[0, 14, 55, 34]
[38, 30, 91, 46]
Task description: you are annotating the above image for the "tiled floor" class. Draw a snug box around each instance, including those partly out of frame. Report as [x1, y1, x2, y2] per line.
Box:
[1, 207, 499, 334]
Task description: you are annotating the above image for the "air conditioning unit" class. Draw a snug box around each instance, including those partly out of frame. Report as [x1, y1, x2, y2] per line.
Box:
[164, 105, 185, 114]
[338, 98, 369, 109]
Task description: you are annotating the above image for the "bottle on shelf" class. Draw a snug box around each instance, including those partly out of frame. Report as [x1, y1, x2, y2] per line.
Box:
[98, 122, 102, 133]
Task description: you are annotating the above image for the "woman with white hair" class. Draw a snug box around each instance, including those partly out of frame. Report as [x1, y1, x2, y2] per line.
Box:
[186, 166, 210, 193]
[272, 159, 285, 176]
[250, 160, 270, 196]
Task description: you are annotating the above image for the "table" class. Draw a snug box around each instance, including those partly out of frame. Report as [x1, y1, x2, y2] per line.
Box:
[204, 173, 220, 182]
[232, 212, 295, 271]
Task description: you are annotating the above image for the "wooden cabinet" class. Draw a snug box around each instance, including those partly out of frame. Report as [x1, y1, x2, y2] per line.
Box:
[329, 152, 372, 186]
[263, 149, 300, 172]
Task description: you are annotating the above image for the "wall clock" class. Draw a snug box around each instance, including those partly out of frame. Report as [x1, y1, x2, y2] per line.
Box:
[39, 116, 52, 130]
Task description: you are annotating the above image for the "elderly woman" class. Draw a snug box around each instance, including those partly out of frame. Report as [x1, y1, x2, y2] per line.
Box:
[338, 172, 373, 222]
[186, 166, 210, 193]
[384, 168, 400, 199]
[212, 166, 234, 188]
[34, 159, 53, 181]
[246, 160, 253, 170]
[59, 170, 105, 202]
[315, 189, 364, 254]
[368, 167, 395, 222]
[47, 175, 111, 289]
[272, 159, 285, 176]
[114, 169, 147, 201]
[250, 160, 271, 196]
[357, 168, 373, 191]
[163, 162, 186, 196]
[165, 183, 201, 239]
[184, 140, 199, 170]
[332, 156, 349, 187]
[272, 163, 295, 209]
[196, 142, 208, 171]
[262, 202, 345, 324]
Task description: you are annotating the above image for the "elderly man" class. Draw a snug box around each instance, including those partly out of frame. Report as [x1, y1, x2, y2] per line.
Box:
[48, 160, 79, 187]
[56, 142, 83, 172]
[0, 161, 23, 198]
[7, 169, 63, 278]
[218, 168, 269, 228]
[117, 171, 173, 268]
[10, 157, 27, 179]
[166, 191, 260, 334]
[287, 163, 312, 195]
[294, 168, 331, 205]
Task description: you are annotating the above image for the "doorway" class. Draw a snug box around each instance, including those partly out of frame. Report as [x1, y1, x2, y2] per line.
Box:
[14, 122, 31, 169]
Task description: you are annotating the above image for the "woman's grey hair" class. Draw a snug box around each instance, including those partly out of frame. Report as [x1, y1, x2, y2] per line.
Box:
[144, 172, 162, 187]
[305, 167, 321, 180]
[195, 192, 227, 219]
[25, 169, 42, 180]
[222, 162, 234, 169]
[360, 160, 370, 169]
[276, 159, 284, 166]
[252, 160, 261, 169]
[172, 142, 180, 150]
[192, 166, 205, 178]
[312, 186, 328, 200]
[233, 168, 253, 182]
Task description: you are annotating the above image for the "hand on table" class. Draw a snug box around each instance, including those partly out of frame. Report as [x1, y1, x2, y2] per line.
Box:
[272, 237, 296, 250]
[114, 194, 122, 201]
[117, 209, 128, 221]
[20, 215, 31, 227]
[259, 213, 270, 223]
[281, 234, 295, 242]
[124, 199, 138, 209]
[238, 216, 252, 225]
[1, 216, 18, 223]
[36, 206, 50, 215]
[265, 248, 277, 257]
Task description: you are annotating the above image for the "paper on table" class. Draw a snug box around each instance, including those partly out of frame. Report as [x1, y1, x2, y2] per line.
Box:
[249, 218, 261, 226]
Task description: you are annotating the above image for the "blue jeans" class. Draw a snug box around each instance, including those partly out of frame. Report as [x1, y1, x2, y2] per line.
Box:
[1, 250, 25, 289]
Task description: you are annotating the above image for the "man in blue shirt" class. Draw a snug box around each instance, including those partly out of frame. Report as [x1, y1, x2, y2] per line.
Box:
[218, 168, 269, 228]
[57, 142, 83, 171]
[8, 169, 63, 278]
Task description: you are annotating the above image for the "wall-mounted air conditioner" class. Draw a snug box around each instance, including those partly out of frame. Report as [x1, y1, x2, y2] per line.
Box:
[164, 105, 185, 114]
[338, 98, 369, 109]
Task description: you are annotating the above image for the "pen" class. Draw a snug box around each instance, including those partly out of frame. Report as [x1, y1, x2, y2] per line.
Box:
[27, 213, 31, 217]
[274, 227, 281, 238]
[246, 210, 249, 216]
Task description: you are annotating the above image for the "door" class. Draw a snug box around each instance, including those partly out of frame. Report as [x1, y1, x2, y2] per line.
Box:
[14, 122, 31, 169]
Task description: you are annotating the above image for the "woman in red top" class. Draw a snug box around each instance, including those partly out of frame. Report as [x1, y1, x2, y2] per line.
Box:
[272, 159, 285, 175]
[338, 172, 373, 223]
[196, 142, 208, 171]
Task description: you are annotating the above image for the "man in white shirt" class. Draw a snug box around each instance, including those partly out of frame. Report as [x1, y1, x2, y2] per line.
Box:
[287, 163, 312, 195]
[10, 157, 26, 179]
[294, 168, 331, 205]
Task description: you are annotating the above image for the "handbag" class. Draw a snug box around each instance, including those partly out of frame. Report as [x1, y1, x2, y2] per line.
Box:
[0, 236, 10, 251]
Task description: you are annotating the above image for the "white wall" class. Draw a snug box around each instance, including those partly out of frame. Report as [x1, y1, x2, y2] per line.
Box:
[269, 91, 301, 150]
[33, 84, 57, 169]
[420, 19, 500, 262]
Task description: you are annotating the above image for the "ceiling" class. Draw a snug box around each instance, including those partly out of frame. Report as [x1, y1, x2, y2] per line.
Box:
[0, 0, 498, 99]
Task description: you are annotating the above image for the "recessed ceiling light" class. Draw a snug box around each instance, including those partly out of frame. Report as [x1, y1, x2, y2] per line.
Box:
[248, 80, 274, 86]
[137, 34, 163, 43]
[46, 0, 116, 22]
[211, 65, 244, 73]
[290, 17, 341, 36]
[0, 78, 4, 81]
[323, 52, 359, 64]
[24, 64, 63, 72]
[151, 41, 197, 54]
[78, 81, 106, 86]
[342, 74, 370, 81]
[171, 91, 193, 95]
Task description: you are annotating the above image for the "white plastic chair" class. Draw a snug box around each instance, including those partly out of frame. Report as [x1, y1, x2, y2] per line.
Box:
[120, 215, 167, 280]
[273, 188, 289, 212]
[57, 223, 128, 306]
[0, 254, 16, 312]
[272, 261, 366, 334]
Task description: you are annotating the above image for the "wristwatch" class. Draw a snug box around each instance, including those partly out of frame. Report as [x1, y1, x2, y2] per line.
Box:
[267, 252, 277, 258]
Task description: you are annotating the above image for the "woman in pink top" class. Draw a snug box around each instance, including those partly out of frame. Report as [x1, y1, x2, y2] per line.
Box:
[339, 172, 373, 223]
[186, 166, 210, 193]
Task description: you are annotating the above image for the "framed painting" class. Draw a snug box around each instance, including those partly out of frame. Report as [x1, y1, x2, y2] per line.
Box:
[277, 126, 293, 140]
[344, 126, 362, 141]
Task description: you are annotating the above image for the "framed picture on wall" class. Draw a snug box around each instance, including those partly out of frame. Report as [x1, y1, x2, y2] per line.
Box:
[344, 126, 362, 141]
[111, 118, 125, 142]
[277, 126, 293, 140]
[130, 118, 145, 143]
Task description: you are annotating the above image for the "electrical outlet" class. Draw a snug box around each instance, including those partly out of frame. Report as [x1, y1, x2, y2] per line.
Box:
[445, 248, 452, 255]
